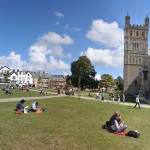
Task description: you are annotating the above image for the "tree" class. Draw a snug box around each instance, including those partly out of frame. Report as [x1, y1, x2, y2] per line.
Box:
[115, 76, 123, 90]
[70, 56, 96, 89]
[99, 74, 115, 91]
[66, 75, 72, 88]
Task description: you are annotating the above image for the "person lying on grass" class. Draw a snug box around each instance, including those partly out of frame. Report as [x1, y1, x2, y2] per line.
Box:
[15, 99, 25, 114]
[111, 112, 127, 133]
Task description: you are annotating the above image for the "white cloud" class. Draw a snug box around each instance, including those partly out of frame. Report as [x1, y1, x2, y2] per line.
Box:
[0, 32, 72, 73]
[49, 56, 70, 70]
[27, 32, 73, 71]
[73, 28, 80, 32]
[55, 12, 64, 18]
[0, 51, 27, 70]
[82, 19, 124, 68]
[95, 74, 101, 80]
[80, 45, 124, 68]
[86, 19, 124, 48]
[29, 32, 73, 63]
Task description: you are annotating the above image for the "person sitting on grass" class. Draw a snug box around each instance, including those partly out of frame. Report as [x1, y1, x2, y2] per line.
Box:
[29, 102, 39, 112]
[15, 99, 25, 114]
[29, 102, 45, 113]
[111, 112, 127, 133]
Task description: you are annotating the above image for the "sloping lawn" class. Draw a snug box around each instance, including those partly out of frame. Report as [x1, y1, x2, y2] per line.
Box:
[0, 97, 150, 150]
[0, 89, 54, 99]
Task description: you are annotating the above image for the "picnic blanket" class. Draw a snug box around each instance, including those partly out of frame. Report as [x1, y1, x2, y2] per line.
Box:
[114, 131, 128, 135]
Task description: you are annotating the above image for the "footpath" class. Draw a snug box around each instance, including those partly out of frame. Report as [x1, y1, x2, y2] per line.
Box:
[0, 94, 150, 109]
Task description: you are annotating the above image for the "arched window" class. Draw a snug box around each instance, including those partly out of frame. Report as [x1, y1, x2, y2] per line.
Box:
[137, 43, 139, 50]
[136, 31, 139, 36]
[139, 56, 141, 64]
[130, 31, 132, 36]
[142, 31, 145, 37]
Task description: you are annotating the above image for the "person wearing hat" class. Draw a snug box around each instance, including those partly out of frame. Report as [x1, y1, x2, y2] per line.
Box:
[15, 99, 26, 113]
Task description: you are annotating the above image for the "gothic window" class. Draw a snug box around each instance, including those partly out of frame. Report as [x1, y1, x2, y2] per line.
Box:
[139, 57, 141, 64]
[142, 31, 145, 37]
[136, 31, 139, 36]
[130, 56, 132, 64]
[130, 31, 132, 36]
[133, 56, 135, 64]
[137, 43, 139, 50]
[126, 42, 128, 49]
[135, 56, 137, 64]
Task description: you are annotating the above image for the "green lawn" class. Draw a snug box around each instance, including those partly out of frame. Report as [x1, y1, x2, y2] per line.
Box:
[0, 89, 55, 99]
[0, 97, 150, 150]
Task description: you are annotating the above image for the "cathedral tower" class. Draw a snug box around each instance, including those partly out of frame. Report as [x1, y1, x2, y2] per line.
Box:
[124, 14, 149, 95]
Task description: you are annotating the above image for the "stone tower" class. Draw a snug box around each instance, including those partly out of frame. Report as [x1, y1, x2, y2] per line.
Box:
[123, 14, 149, 95]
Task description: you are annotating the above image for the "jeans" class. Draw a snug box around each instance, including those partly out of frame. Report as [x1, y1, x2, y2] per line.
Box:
[134, 102, 140, 109]
[112, 125, 128, 133]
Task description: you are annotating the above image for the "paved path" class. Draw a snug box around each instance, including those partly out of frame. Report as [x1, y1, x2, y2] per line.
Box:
[74, 95, 150, 108]
[0, 94, 150, 109]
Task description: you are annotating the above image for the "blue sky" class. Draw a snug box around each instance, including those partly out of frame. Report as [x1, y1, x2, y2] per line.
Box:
[0, 0, 150, 80]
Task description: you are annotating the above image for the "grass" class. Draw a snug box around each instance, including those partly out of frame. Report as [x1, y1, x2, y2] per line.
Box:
[0, 96, 150, 150]
[0, 89, 56, 99]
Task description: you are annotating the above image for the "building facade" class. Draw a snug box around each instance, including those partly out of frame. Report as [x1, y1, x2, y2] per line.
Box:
[123, 14, 149, 95]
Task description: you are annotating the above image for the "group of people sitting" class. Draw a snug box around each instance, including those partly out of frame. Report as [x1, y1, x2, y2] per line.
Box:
[103, 111, 128, 133]
[15, 99, 45, 114]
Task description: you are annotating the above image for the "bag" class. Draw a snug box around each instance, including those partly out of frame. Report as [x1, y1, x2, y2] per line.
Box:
[24, 106, 28, 114]
[126, 130, 140, 138]
[15, 109, 23, 115]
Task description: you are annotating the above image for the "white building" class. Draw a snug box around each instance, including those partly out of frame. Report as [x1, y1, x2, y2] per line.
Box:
[0, 66, 33, 85]
[10, 71, 33, 85]
[0, 66, 11, 74]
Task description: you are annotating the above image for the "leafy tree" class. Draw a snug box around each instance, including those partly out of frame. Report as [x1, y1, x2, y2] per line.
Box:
[70, 56, 96, 89]
[66, 75, 72, 88]
[115, 76, 123, 90]
[99, 74, 115, 91]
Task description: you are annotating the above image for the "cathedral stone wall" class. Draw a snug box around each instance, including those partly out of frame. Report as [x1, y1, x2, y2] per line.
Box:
[123, 15, 149, 95]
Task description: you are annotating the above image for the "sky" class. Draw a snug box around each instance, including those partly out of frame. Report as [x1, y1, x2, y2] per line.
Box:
[0, 0, 150, 80]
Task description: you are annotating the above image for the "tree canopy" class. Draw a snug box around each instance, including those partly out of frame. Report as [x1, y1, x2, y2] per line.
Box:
[70, 56, 96, 89]
[99, 74, 115, 90]
[115, 76, 123, 90]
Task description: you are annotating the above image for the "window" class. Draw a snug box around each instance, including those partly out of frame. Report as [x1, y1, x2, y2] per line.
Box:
[13, 76, 16, 80]
[135, 80, 137, 86]
[130, 31, 132, 36]
[136, 31, 139, 36]
[142, 31, 145, 37]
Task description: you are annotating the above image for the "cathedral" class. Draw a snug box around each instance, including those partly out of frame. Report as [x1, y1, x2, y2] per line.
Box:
[123, 14, 150, 98]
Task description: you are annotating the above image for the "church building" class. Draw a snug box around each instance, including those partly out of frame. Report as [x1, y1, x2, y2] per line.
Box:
[123, 14, 150, 98]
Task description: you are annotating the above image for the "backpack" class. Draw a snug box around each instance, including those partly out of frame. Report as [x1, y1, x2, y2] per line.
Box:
[126, 130, 140, 138]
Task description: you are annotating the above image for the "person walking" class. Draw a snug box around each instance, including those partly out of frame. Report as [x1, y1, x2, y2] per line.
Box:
[122, 94, 125, 103]
[98, 93, 101, 101]
[117, 94, 120, 104]
[134, 95, 140, 109]
[111, 93, 115, 102]
[95, 93, 99, 100]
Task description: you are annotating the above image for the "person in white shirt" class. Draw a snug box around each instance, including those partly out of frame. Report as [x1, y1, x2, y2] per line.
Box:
[30, 102, 39, 112]
[134, 95, 140, 109]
